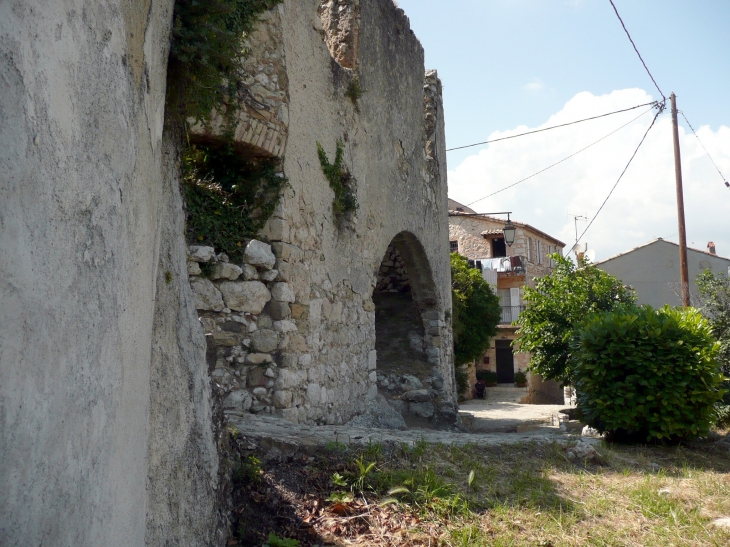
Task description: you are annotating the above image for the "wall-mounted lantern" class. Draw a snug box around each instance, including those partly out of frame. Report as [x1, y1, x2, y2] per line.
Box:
[502, 215, 516, 247]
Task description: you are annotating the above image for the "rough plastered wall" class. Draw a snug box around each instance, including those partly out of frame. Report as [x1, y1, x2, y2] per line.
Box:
[0, 1, 221, 545]
[193, 0, 455, 427]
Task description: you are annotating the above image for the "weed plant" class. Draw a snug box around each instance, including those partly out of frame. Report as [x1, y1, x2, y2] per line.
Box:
[316, 140, 358, 222]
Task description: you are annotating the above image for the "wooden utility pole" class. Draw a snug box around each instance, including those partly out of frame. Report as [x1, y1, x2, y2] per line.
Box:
[670, 92, 691, 307]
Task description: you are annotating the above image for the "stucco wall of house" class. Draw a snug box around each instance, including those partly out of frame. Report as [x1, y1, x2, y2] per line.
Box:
[597, 239, 730, 308]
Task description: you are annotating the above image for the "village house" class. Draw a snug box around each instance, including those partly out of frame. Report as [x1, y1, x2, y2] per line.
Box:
[448, 199, 566, 403]
[596, 238, 730, 308]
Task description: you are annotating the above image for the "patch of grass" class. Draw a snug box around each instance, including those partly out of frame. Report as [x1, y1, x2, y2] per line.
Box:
[231, 438, 730, 547]
[316, 140, 357, 222]
[182, 142, 286, 261]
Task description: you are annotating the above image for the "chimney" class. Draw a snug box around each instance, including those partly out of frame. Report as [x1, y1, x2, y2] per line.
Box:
[708, 241, 716, 255]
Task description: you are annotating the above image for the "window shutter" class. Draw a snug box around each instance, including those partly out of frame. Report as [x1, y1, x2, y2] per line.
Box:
[537, 240, 543, 264]
[527, 238, 532, 261]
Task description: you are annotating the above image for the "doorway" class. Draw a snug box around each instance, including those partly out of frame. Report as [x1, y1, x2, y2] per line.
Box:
[495, 340, 514, 383]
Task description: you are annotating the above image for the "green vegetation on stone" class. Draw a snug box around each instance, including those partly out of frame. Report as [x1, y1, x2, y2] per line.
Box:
[516, 254, 636, 385]
[166, 0, 282, 128]
[344, 77, 365, 113]
[316, 140, 358, 221]
[182, 143, 286, 261]
[573, 304, 725, 441]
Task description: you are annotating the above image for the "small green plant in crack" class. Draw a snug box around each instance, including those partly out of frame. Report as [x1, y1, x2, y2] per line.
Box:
[234, 455, 262, 484]
[316, 139, 358, 222]
[164, 271, 173, 284]
[344, 76, 365, 112]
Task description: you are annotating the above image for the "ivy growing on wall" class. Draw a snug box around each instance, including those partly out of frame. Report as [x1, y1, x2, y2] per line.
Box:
[166, 0, 287, 255]
[182, 143, 287, 262]
[316, 139, 358, 222]
[166, 0, 282, 128]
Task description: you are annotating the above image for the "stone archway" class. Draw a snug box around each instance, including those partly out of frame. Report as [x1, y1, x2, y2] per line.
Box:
[372, 231, 454, 427]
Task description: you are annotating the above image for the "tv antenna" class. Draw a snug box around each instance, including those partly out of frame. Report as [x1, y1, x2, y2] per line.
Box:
[568, 213, 589, 245]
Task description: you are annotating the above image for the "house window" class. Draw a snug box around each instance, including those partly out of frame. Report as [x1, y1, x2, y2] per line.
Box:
[449, 240, 458, 253]
[527, 237, 533, 262]
[491, 237, 506, 258]
[537, 240, 543, 264]
[547, 245, 553, 267]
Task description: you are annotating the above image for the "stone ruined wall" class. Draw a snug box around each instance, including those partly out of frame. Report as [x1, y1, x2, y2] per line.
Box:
[0, 1, 221, 545]
[376, 243, 410, 292]
[191, 7, 289, 157]
[194, 0, 455, 427]
[317, 0, 361, 69]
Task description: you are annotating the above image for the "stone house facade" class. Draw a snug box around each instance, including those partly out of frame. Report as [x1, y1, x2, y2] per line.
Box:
[448, 200, 566, 403]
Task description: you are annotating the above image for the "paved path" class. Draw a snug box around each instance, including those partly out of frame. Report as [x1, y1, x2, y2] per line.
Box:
[459, 398, 573, 433]
[227, 404, 592, 457]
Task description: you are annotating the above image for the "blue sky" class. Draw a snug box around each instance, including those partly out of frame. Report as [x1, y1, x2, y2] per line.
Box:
[397, 0, 730, 259]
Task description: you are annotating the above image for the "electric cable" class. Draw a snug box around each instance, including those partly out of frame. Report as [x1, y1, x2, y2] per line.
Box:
[445, 101, 659, 152]
[575, 107, 663, 245]
[464, 104, 657, 209]
[608, 0, 666, 101]
[678, 110, 730, 189]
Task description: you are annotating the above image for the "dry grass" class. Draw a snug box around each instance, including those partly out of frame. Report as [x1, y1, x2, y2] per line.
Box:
[231, 436, 730, 547]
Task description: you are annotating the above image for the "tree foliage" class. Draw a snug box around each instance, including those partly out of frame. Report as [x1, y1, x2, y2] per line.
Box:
[451, 253, 502, 367]
[697, 269, 730, 376]
[573, 305, 724, 441]
[515, 254, 635, 384]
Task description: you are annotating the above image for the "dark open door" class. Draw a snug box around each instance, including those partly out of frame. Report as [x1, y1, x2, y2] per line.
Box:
[495, 340, 515, 383]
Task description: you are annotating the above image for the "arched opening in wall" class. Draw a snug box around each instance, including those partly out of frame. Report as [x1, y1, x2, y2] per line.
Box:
[373, 232, 448, 427]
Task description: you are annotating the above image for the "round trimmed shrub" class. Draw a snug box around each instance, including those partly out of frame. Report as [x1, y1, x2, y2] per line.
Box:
[573, 305, 725, 441]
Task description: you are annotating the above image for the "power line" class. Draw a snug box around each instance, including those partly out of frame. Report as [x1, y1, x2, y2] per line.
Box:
[465, 105, 657, 208]
[576, 107, 663, 245]
[678, 110, 730, 189]
[608, 0, 666, 101]
[445, 101, 659, 152]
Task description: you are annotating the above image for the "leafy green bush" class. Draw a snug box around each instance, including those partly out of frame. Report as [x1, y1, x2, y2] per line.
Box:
[451, 253, 502, 367]
[182, 143, 286, 261]
[516, 254, 635, 385]
[166, 0, 282, 127]
[573, 305, 725, 441]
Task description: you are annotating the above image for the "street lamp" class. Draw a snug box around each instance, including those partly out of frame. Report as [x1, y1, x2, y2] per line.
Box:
[502, 215, 516, 247]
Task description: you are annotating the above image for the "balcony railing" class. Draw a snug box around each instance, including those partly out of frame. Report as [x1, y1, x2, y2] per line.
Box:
[500, 305, 526, 324]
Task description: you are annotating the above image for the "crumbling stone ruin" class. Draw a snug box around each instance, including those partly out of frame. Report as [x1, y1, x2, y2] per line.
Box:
[0, 0, 452, 544]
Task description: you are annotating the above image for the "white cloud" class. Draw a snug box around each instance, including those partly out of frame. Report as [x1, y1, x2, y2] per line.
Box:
[523, 77, 545, 92]
[447, 88, 730, 262]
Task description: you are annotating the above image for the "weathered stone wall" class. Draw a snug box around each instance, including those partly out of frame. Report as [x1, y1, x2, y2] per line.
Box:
[196, 0, 455, 427]
[0, 1, 221, 545]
